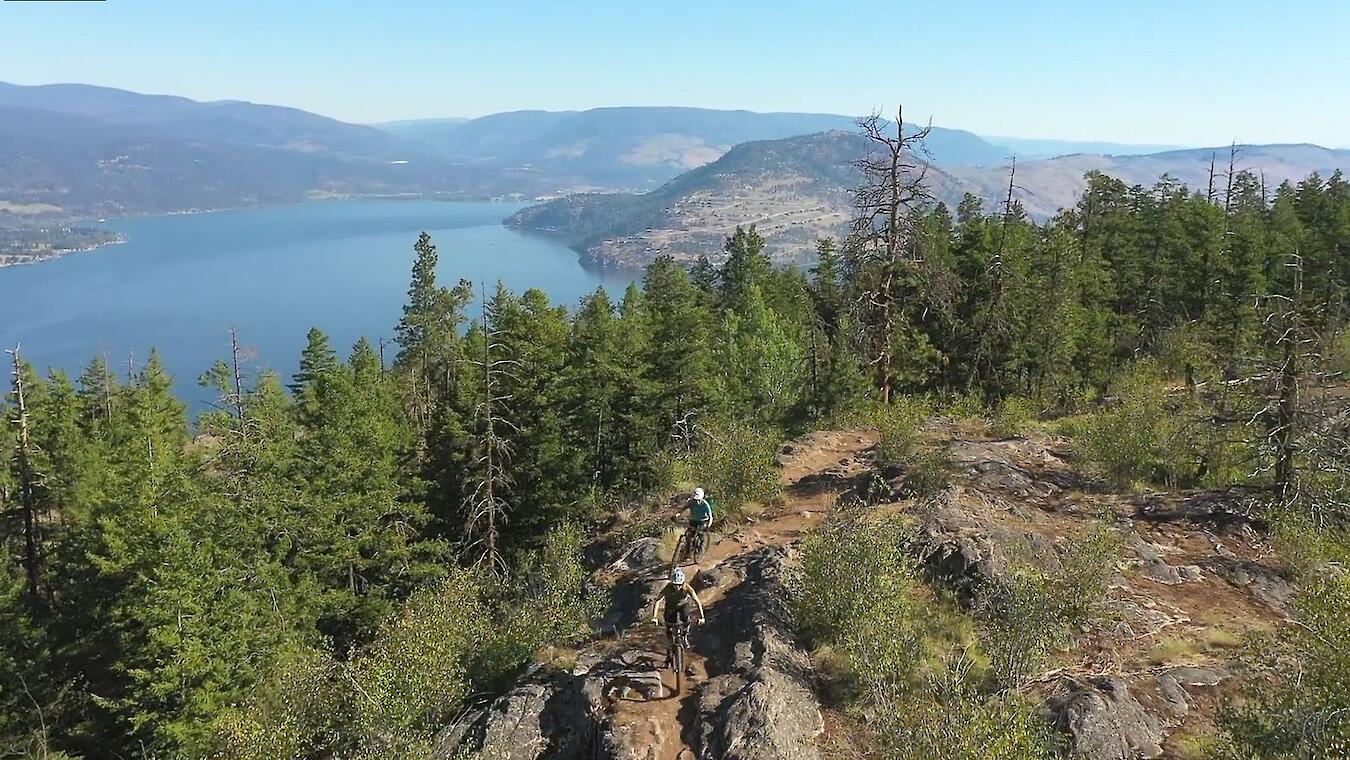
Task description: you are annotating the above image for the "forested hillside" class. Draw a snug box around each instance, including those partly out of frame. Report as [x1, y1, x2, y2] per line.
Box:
[3, 128, 1349, 758]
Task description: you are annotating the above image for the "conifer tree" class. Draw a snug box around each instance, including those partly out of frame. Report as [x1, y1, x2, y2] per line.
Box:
[640, 256, 713, 452]
[719, 225, 772, 313]
[393, 232, 474, 445]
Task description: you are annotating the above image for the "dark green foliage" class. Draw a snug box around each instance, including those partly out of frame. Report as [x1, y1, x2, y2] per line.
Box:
[4, 161, 1350, 756]
[213, 525, 599, 758]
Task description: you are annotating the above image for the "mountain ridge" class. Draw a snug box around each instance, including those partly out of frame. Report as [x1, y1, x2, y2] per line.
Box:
[508, 132, 1350, 268]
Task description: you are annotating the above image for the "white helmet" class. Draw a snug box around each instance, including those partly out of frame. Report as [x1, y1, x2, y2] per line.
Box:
[693, 487, 705, 500]
[671, 568, 686, 584]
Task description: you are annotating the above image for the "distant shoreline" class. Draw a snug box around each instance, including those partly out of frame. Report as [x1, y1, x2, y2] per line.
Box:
[0, 233, 129, 269]
[0, 194, 526, 270]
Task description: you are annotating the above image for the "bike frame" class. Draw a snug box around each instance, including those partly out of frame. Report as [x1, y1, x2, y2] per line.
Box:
[664, 620, 692, 695]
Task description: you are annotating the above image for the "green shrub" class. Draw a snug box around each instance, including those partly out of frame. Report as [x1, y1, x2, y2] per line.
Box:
[938, 388, 988, 421]
[212, 531, 601, 758]
[852, 396, 949, 499]
[976, 525, 1122, 687]
[1213, 519, 1350, 759]
[900, 445, 952, 498]
[503, 525, 606, 655]
[795, 516, 916, 646]
[684, 420, 782, 514]
[351, 570, 487, 740]
[876, 672, 1057, 760]
[992, 396, 1038, 438]
[794, 514, 1057, 759]
[1330, 328, 1350, 378]
[1074, 362, 1187, 487]
[211, 646, 350, 760]
[874, 396, 935, 470]
[976, 569, 1061, 687]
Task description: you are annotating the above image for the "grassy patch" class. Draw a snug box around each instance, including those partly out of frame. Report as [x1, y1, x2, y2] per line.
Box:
[1148, 636, 1201, 665]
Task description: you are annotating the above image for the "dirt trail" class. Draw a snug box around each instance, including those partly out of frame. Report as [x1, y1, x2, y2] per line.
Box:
[600, 430, 876, 760]
[442, 424, 1291, 759]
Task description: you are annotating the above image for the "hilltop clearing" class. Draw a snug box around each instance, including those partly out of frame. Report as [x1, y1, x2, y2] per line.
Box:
[438, 421, 1291, 759]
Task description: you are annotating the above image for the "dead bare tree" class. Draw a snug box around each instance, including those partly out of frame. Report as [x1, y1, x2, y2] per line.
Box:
[7, 345, 42, 606]
[199, 329, 256, 443]
[967, 157, 1025, 389]
[1223, 142, 1240, 214]
[229, 328, 247, 424]
[463, 286, 517, 576]
[1251, 252, 1348, 527]
[1206, 152, 1218, 205]
[848, 107, 934, 402]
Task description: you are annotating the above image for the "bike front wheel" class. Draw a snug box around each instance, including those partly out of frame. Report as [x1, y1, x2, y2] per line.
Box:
[673, 642, 684, 695]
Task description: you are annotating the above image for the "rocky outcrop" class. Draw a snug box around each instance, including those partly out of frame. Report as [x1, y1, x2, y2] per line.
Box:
[1047, 677, 1165, 760]
[694, 547, 824, 760]
[910, 486, 1061, 599]
[432, 668, 601, 760]
[433, 649, 678, 760]
[1132, 536, 1204, 585]
[437, 546, 824, 760]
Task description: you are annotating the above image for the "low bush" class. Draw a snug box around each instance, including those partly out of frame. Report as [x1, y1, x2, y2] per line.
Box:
[793, 514, 1057, 759]
[875, 671, 1058, 760]
[976, 525, 1123, 687]
[938, 388, 988, 421]
[992, 395, 1038, 438]
[899, 445, 952, 498]
[1212, 516, 1350, 759]
[682, 420, 782, 516]
[873, 396, 935, 471]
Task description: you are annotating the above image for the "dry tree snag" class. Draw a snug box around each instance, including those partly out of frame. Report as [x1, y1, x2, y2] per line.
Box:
[464, 286, 517, 576]
[7, 345, 42, 606]
[849, 107, 933, 402]
[968, 157, 1023, 389]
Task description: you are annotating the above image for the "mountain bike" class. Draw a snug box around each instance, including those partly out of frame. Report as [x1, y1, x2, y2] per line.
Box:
[663, 619, 693, 696]
[673, 520, 710, 565]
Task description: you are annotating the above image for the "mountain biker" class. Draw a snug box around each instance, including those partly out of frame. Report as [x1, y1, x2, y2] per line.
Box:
[683, 487, 714, 558]
[650, 568, 706, 672]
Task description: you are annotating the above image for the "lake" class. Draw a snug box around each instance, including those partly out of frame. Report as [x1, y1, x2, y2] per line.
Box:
[0, 201, 633, 413]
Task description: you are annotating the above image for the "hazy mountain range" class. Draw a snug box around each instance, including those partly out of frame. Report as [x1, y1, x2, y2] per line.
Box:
[2, 80, 1347, 265]
[375, 108, 1011, 187]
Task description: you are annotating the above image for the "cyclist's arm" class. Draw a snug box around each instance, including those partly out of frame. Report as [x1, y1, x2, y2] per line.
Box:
[649, 594, 665, 623]
[690, 585, 706, 622]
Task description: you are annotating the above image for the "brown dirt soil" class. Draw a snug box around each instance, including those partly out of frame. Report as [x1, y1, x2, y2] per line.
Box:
[594, 428, 877, 759]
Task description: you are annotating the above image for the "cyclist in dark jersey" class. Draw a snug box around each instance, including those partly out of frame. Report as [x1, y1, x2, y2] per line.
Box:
[649, 568, 706, 670]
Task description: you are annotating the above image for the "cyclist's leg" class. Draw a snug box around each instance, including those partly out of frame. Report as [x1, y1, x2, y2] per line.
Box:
[692, 519, 709, 556]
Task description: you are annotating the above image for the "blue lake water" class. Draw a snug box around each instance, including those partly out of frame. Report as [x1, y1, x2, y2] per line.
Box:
[0, 201, 633, 413]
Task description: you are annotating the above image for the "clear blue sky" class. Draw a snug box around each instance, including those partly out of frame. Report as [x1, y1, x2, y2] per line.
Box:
[2, 0, 1347, 147]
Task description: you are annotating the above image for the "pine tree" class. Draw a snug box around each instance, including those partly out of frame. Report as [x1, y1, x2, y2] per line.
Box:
[291, 327, 338, 395]
[712, 284, 806, 423]
[393, 232, 474, 444]
[719, 226, 772, 313]
[640, 256, 714, 453]
[493, 288, 579, 548]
